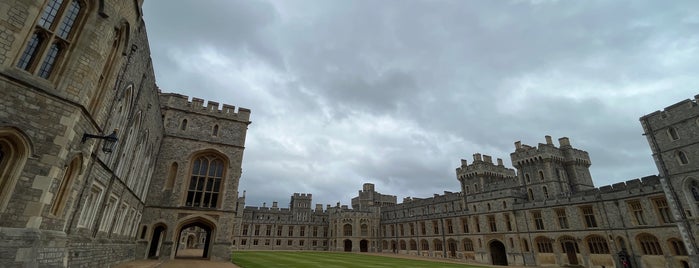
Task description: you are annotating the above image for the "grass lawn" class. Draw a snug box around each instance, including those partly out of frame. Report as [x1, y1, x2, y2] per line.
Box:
[231, 251, 487, 268]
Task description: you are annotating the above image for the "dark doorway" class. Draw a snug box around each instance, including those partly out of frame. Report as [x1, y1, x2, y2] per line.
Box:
[175, 221, 213, 259]
[148, 225, 166, 259]
[344, 239, 352, 252]
[360, 239, 368, 252]
[489, 240, 508, 266]
[564, 242, 578, 265]
[448, 239, 457, 258]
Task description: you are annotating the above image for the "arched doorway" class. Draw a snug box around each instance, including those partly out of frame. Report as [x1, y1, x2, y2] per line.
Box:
[344, 239, 352, 252]
[147, 224, 167, 259]
[560, 236, 579, 265]
[360, 239, 368, 252]
[489, 240, 508, 266]
[175, 218, 214, 259]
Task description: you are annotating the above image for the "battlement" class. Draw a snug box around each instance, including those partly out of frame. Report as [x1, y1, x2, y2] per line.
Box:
[159, 92, 251, 122]
[640, 94, 699, 128]
[292, 193, 312, 199]
[456, 153, 516, 180]
[510, 136, 590, 167]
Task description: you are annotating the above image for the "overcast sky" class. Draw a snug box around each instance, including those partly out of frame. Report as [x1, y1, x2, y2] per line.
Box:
[142, 1, 699, 208]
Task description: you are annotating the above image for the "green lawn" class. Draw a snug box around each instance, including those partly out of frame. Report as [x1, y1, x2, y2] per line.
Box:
[231, 251, 486, 268]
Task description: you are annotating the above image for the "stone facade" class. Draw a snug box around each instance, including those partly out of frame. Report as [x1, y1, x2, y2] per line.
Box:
[232, 96, 699, 268]
[0, 1, 249, 267]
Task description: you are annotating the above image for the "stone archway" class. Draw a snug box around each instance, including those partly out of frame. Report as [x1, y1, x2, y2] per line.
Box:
[360, 239, 368, 252]
[147, 224, 167, 259]
[447, 239, 457, 258]
[489, 240, 508, 266]
[344, 239, 352, 252]
[174, 218, 215, 259]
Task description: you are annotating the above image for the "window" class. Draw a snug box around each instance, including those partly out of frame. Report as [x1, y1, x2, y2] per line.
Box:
[464, 238, 473, 251]
[343, 224, 352, 236]
[433, 239, 443, 251]
[527, 188, 534, 201]
[488, 215, 497, 232]
[628, 200, 647, 225]
[253, 239, 258, 245]
[98, 195, 118, 232]
[638, 234, 663, 255]
[212, 125, 219, 136]
[543, 186, 549, 199]
[532, 211, 544, 230]
[0, 129, 31, 212]
[287, 240, 292, 246]
[669, 239, 688, 255]
[300, 226, 305, 236]
[89, 23, 128, 114]
[677, 151, 689, 165]
[242, 225, 248, 235]
[51, 156, 81, 216]
[181, 119, 188, 130]
[522, 239, 530, 252]
[432, 220, 439, 234]
[299, 240, 304, 246]
[555, 208, 569, 229]
[185, 154, 224, 208]
[525, 173, 531, 183]
[654, 198, 673, 224]
[581, 206, 598, 228]
[587, 235, 610, 254]
[420, 222, 426, 235]
[241, 239, 247, 245]
[409, 223, 415, 235]
[691, 181, 699, 201]
[538, 170, 545, 181]
[17, 0, 85, 79]
[253, 225, 260, 236]
[474, 184, 479, 192]
[362, 224, 369, 236]
[446, 219, 453, 234]
[668, 127, 679, 141]
[266, 225, 272, 236]
[421, 239, 429, 250]
[78, 183, 104, 228]
[410, 240, 417, 250]
[474, 217, 481, 232]
[288, 226, 294, 236]
[313, 226, 318, 237]
[113, 202, 128, 234]
[277, 226, 282, 236]
[265, 239, 270, 246]
[276, 240, 281, 246]
[560, 237, 580, 253]
[461, 217, 469, 233]
[536, 237, 553, 253]
[504, 214, 512, 231]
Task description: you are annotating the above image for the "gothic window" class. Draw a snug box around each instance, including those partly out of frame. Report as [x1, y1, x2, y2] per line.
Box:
[525, 173, 531, 183]
[628, 200, 647, 225]
[421, 239, 429, 250]
[461, 217, 469, 233]
[669, 239, 688, 255]
[527, 188, 534, 201]
[212, 125, 219, 136]
[536, 237, 553, 253]
[181, 119, 188, 130]
[638, 234, 663, 255]
[668, 127, 679, 141]
[77, 182, 104, 228]
[653, 198, 673, 224]
[488, 215, 497, 232]
[538, 170, 545, 181]
[410, 239, 417, 250]
[446, 219, 453, 233]
[677, 151, 689, 165]
[0, 129, 31, 212]
[50, 156, 81, 217]
[185, 154, 224, 208]
[522, 239, 530, 252]
[343, 224, 352, 236]
[89, 24, 128, 114]
[532, 211, 544, 230]
[98, 195, 118, 232]
[433, 239, 443, 251]
[691, 181, 699, 201]
[586, 235, 610, 254]
[17, 0, 85, 79]
[543, 186, 549, 199]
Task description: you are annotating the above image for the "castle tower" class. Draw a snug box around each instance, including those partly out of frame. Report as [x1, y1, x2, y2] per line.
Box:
[640, 95, 699, 267]
[290, 193, 313, 221]
[510, 136, 593, 201]
[141, 94, 250, 261]
[456, 153, 517, 207]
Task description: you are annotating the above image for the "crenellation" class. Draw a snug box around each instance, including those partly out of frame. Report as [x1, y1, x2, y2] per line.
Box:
[159, 93, 251, 121]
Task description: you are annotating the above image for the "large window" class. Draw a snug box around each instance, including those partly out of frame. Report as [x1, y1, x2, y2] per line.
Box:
[555, 208, 569, 229]
[463, 238, 474, 251]
[343, 224, 352, 236]
[536, 237, 553, 253]
[669, 239, 688, 256]
[627, 200, 647, 225]
[0, 129, 31, 212]
[653, 198, 673, 224]
[51, 156, 81, 217]
[581, 206, 598, 228]
[17, 0, 85, 79]
[587, 235, 610, 254]
[532, 211, 544, 230]
[185, 154, 224, 208]
[638, 234, 663, 255]
[78, 183, 104, 228]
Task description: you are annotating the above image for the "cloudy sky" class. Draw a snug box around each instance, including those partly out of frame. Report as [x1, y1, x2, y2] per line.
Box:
[142, 1, 699, 208]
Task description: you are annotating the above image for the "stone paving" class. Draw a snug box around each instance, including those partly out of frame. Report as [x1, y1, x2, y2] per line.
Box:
[113, 259, 239, 268]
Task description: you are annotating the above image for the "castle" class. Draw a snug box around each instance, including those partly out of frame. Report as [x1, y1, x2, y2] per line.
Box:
[0, 1, 697, 268]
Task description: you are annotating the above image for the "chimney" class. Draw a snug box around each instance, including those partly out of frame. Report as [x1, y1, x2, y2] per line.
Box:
[559, 137, 571, 148]
[545, 135, 553, 145]
[272, 201, 278, 208]
[460, 159, 468, 166]
[497, 158, 504, 166]
[515, 141, 522, 149]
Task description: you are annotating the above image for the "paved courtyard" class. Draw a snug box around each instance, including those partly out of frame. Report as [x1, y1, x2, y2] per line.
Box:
[114, 259, 239, 268]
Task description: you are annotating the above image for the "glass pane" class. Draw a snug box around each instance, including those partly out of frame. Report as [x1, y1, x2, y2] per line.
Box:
[199, 159, 209, 175]
[192, 159, 200, 175]
[17, 33, 42, 70]
[38, 0, 63, 29]
[209, 160, 218, 177]
[196, 177, 204, 191]
[186, 191, 194, 206]
[193, 192, 202, 207]
[205, 179, 213, 191]
[213, 178, 221, 192]
[56, 0, 80, 39]
[188, 176, 197, 190]
[38, 43, 60, 78]
[203, 193, 211, 207]
[216, 161, 224, 177]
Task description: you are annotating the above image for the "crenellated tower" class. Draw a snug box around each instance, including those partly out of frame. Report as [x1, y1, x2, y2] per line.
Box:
[456, 153, 517, 196]
[510, 136, 593, 201]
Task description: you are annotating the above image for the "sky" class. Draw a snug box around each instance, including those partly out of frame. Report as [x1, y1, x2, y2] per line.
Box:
[142, 0, 699, 208]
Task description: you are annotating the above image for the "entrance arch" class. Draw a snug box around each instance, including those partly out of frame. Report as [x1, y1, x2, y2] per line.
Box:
[447, 239, 457, 258]
[174, 217, 215, 259]
[489, 240, 508, 266]
[147, 224, 167, 259]
[344, 239, 352, 252]
[360, 239, 368, 252]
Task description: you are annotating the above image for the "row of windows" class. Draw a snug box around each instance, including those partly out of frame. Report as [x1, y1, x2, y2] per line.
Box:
[237, 238, 328, 247]
[242, 224, 329, 237]
[78, 182, 142, 237]
[179, 119, 222, 137]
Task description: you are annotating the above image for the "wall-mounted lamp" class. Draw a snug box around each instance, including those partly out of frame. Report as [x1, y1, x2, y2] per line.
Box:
[82, 129, 118, 153]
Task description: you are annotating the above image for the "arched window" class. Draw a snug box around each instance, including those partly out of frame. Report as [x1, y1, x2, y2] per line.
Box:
[212, 125, 219, 136]
[677, 151, 689, 165]
[433, 239, 443, 251]
[343, 224, 352, 236]
[17, 0, 86, 79]
[691, 181, 699, 201]
[465, 185, 469, 193]
[0, 129, 31, 211]
[421, 239, 429, 250]
[165, 162, 178, 190]
[586, 235, 610, 254]
[669, 238, 688, 256]
[185, 154, 225, 208]
[543, 186, 549, 199]
[527, 188, 534, 201]
[535, 237, 553, 253]
[525, 173, 531, 183]
[51, 156, 82, 217]
[399, 240, 406, 250]
[360, 224, 368, 236]
[410, 239, 417, 250]
[668, 127, 679, 141]
[638, 234, 663, 255]
[522, 238, 530, 252]
[474, 183, 479, 192]
[181, 119, 188, 130]
[538, 170, 545, 181]
[463, 238, 474, 251]
[89, 23, 129, 114]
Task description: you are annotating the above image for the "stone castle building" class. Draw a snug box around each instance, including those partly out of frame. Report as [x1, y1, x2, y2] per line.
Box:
[0, 1, 698, 268]
[231, 96, 699, 268]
